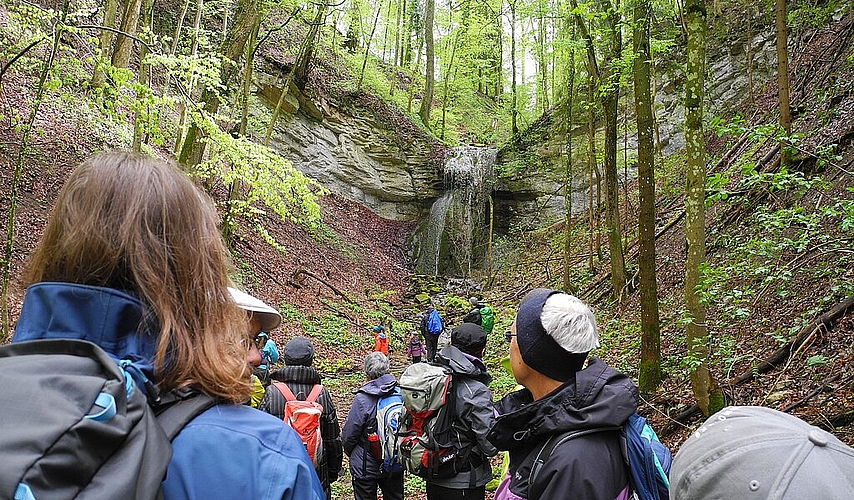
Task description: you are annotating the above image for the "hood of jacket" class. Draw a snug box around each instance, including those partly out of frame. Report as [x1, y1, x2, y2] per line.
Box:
[355, 373, 397, 397]
[12, 282, 159, 380]
[435, 345, 492, 385]
[488, 357, 638, 451]
[269, 364, 322, 385]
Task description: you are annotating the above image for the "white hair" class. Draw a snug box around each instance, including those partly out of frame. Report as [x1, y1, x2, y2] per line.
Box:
[363, 352, 390, 380]
[540, 293, 600, 353]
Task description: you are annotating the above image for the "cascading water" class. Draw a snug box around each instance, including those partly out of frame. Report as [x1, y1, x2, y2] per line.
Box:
[414, 146, 497, 276]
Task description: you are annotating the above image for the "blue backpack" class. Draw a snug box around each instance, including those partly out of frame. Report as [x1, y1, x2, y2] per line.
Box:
[375, 388, 405, 474]
[426, 309, 443, 335]
[530, 413, 671, 500]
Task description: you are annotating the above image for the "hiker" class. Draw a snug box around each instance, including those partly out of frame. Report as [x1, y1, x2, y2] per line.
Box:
[487, 288, 638, 500]
[341, 352, 405, 500]
[426, 323, 498, 500]
[228, 286, 282, 406]
[669, 405, 854, 499]
[419, 303, 444, 362]
[405, 331, 426, 363]
[373, 325, 389, 355]
[260, 336, 344, 500]
[256, 332, 279, 379]
[463, 296, 495, 334]
[8, 152, 324, 499]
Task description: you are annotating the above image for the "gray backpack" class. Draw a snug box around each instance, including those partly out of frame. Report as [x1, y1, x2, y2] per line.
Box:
[0, 338, 214, 500]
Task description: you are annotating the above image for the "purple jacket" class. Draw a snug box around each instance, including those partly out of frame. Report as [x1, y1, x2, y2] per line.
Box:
[488, 358, 638, 500]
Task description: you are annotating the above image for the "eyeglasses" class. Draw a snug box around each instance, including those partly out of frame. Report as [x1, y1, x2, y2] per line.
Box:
[503, 330, 516, 343]
[253, 334, 267, 348]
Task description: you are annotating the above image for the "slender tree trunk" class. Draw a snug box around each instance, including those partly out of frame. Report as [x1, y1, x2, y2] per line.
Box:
[685, 0, 724, 416]
[440, 33, 459, 140]
[634, 0, 662, 393]
[3, 0, 70, 339]
[112, 0, 144, 69]
[358, 2, 383, 89]
[179, 0, 261, 167]
[563, 49, 576, 293]
[132, 0, 154, 152]
[535, 13, 550, 113]
[170, 0, 191, 55]
[91, 0, 119, 88]
[418, 0, 435, 127]
[174, 0, 204, 154]
[510, 0, 518, 136]
[776, 0, 792, 166]
[588, 73, 602, 261]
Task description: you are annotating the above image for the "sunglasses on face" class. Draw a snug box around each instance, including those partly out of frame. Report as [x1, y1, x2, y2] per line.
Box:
[503, 330, 516, 343]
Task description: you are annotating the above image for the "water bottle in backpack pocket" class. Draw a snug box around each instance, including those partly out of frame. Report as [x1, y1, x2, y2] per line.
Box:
[396, 363, 473, 479]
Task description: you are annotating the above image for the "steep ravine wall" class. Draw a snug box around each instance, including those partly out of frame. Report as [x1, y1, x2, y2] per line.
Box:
[254, 70, 443, 222]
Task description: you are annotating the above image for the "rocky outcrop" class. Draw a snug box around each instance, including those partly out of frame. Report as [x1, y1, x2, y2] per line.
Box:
[255, 71, 443, 221]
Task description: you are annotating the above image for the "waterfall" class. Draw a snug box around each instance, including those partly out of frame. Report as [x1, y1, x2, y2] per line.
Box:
[415, 146, 497, 276]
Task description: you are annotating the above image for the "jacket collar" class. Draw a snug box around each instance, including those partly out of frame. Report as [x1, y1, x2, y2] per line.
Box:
[13, 282, 159, 378]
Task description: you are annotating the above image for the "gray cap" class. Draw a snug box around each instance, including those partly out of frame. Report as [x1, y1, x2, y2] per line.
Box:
[670, 405, 854, 500]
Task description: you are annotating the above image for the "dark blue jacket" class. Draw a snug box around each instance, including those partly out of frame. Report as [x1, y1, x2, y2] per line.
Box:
[340, 373, 402, 479]
[13, 283, 325, 500]
[488, 357, 637, 500]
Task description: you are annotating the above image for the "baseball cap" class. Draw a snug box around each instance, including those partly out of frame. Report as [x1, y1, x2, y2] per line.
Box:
[451, 323, 487, 356]
[670, 405, 854, 499]
[227, 287, 282, 332]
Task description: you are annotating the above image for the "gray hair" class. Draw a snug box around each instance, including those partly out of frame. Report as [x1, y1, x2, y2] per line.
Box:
[363, 352, 390, 380]
[540, 293, 600, 353]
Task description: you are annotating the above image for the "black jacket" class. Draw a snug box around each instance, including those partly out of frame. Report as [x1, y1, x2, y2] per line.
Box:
[259, 365, 344, 496]
[488, 357, 638, 500]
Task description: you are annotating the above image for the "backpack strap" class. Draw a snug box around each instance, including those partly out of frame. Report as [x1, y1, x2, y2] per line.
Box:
[154, 390, 218, 441]
[272, 381, 297, 401]
[528, 426, 621, 489]
[305, 384, 323, 403]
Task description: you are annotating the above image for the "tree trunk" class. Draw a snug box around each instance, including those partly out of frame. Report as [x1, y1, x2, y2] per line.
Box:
[112, 0, 144, 69]
[588, 73, 602, 261]
[775, 0, 792, 166]
[440, 33, 459, 140]
[418, 0, 435, 127]
[510, 0, 518, 136]
[132, 0, 154, 152]
[358, 2, 383, 89]
[179, 0, 261, 167]
[563, 50, 576, 293]
[170, 0, 191, 55]
[91, 0, 119, 88]
[633, 0, 661, 394]
[685, 0, 724, 416]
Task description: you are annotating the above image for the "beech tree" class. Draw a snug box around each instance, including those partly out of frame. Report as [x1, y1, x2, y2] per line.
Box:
[419, 0, 435, 127]
[633, 0, 661, 393]
[684, 0, 724, 416]
[776, 0, 792, 166]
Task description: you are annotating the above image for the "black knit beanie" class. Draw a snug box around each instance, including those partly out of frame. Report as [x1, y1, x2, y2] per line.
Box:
[515, 288, 589, 382]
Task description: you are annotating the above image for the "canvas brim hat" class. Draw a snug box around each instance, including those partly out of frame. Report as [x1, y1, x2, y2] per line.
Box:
[670, 405, 854, 499]
[227, 287, 282, 332]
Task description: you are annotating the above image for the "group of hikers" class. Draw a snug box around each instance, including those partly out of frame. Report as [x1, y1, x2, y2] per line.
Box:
[1, 151, 853, 500]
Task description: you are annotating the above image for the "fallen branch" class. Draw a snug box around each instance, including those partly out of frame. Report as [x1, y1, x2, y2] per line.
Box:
[733, 293, 854, 385]
[292, 268, 356, 304]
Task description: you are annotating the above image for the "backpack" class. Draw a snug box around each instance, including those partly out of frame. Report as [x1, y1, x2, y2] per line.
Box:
[529, 412, 672, 500]
[397, 363, 474, 479]
[479, 306, 495, 334]
[0, 338, 216, 500]
[367, 387, 405, 474]
[272, 382, 325, 468]
[426, 309, 443, 335]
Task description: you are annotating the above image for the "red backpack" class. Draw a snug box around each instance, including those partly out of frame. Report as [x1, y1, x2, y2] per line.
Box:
[272, 382, 325, 468]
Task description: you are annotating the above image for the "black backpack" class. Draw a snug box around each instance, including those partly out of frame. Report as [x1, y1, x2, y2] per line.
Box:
[0, 338, 216, 500]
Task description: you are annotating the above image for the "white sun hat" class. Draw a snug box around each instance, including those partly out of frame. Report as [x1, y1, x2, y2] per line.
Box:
[227, 287, 282, 332]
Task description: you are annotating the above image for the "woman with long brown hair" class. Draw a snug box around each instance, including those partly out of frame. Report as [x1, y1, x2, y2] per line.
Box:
[11, 152, 324, 499]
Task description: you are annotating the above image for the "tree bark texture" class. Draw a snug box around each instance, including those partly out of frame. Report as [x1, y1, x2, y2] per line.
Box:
[633, 0, 662, 393]
[419, 0, 435, 127]
[684, 0, 724, 416]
